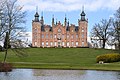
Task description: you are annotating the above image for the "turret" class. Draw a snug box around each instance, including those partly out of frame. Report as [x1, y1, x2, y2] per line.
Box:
[78, 6, 88, 47]
[34, 7, 39, 22]
[80, 6, 86, 21]
[64, 14, 67, 27]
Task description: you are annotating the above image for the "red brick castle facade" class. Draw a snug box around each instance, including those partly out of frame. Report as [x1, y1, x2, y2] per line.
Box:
[32, 10, 88, 47]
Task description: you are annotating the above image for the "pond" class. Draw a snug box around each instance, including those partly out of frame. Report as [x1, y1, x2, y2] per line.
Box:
[0, 69, 120, 80]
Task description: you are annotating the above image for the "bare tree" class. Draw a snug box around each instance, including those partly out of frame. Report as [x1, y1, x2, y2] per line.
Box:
[4, 0, 26, 42]
[113, 7, 120, 52]
[90, 19, 112, 49]
[0, 0, 7, 41]
[0, 0, 28, 63]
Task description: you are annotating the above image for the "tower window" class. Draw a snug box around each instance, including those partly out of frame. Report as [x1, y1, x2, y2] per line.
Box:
[34, 28, 37, 32]
[82, 34, 84, 38]
[34, 36, 37, 39]
[82, 41, 84, 47]
[35, 42, 37, 46]
[82, 29, 84, 32]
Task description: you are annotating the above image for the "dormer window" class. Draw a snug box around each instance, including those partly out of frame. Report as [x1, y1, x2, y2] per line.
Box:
[72, 30, 73, 32]
[45, 29, 48, 32]
[58, 29, 61, 33]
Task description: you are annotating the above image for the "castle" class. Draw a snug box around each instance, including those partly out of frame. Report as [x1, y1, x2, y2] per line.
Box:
[32, 9, 88, 48]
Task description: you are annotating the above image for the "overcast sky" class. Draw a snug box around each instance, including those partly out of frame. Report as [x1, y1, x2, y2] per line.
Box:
[17, 0, 120, 38]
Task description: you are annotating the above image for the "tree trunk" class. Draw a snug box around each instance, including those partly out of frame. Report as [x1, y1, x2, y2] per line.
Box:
[102, 40, 106, 49]
[3, 49, 8, 63]
[118, 43, 120, 53]
[3, 32, 8, 63]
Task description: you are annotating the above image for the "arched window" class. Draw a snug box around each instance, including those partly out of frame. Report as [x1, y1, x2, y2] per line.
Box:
[58, 29, 61, 33]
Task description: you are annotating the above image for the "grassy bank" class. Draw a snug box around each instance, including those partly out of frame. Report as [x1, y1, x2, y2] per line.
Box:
[0, 48, 120, 71]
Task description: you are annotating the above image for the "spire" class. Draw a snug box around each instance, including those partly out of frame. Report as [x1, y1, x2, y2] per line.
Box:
[41, 11, 43, 20]
[64, 14, 67, 26]
[65, 14, 67, 22]
[80, 6, 86, 21]
[52, 14, 54, 26]
[40, 11, 44, 25]
[56, 18, 57, 25]
[36, 6, 38, 12]
[67, 19, 69, 27]
[34, 6, 39, 22]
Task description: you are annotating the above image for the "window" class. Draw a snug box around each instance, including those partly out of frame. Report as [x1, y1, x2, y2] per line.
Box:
[34, 36, 37, 39]
[58, 34, 60, 38]
[42, 34, 44, 38]
[58, 29, 61, 33]
[62, 34, 64, 38]
[76, 42, 78, 46]
[54, 34, 56, 38]
[72, 42, 74, 46]
[38, 35, 40, 39]
[50, 34, 52, 39]
[34, 28, 37, 32]
[62, 42, 65, 46]
[82, 41, 84, 46]
[71, 35, 74, 39]
[67, 34, 69, 38]
[46, 34, 48, 38]
[67, 42, 69, 46]
[35, 42, 37, 46]
[50, 42, 53, 46]
[46, 42, 48, 46]
[76, 34, 78, 38]
[42, 42, 44, 46]
[72, 30, 74, 32]
[45, 29, 48, 32]
[82, 29, 84, 32]
[82, 34, 84, 38]
[54, 42, 57, 46]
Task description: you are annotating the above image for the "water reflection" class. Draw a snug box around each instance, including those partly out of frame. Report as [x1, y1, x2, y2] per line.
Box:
[33, 69, 86, 80]
[0, 69, 120, 80]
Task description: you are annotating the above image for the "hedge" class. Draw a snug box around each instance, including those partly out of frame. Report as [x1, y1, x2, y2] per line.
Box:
[96, 53, 120, 63]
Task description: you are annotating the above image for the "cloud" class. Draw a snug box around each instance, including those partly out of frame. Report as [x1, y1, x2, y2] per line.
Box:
[17, 0, 120, 12]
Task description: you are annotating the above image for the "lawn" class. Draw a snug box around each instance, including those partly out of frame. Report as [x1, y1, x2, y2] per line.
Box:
[0, 48, 120, 70]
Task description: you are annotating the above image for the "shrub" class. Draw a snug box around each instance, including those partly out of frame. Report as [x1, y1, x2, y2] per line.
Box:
[96, 53, 120, 63]
[0, 62, 12, 72]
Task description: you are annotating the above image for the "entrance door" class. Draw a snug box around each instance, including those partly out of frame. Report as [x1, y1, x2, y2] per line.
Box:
[58, 42, 61, 47]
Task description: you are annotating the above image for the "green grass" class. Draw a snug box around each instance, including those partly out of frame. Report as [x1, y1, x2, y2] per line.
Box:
[0, 48, 120, 70]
